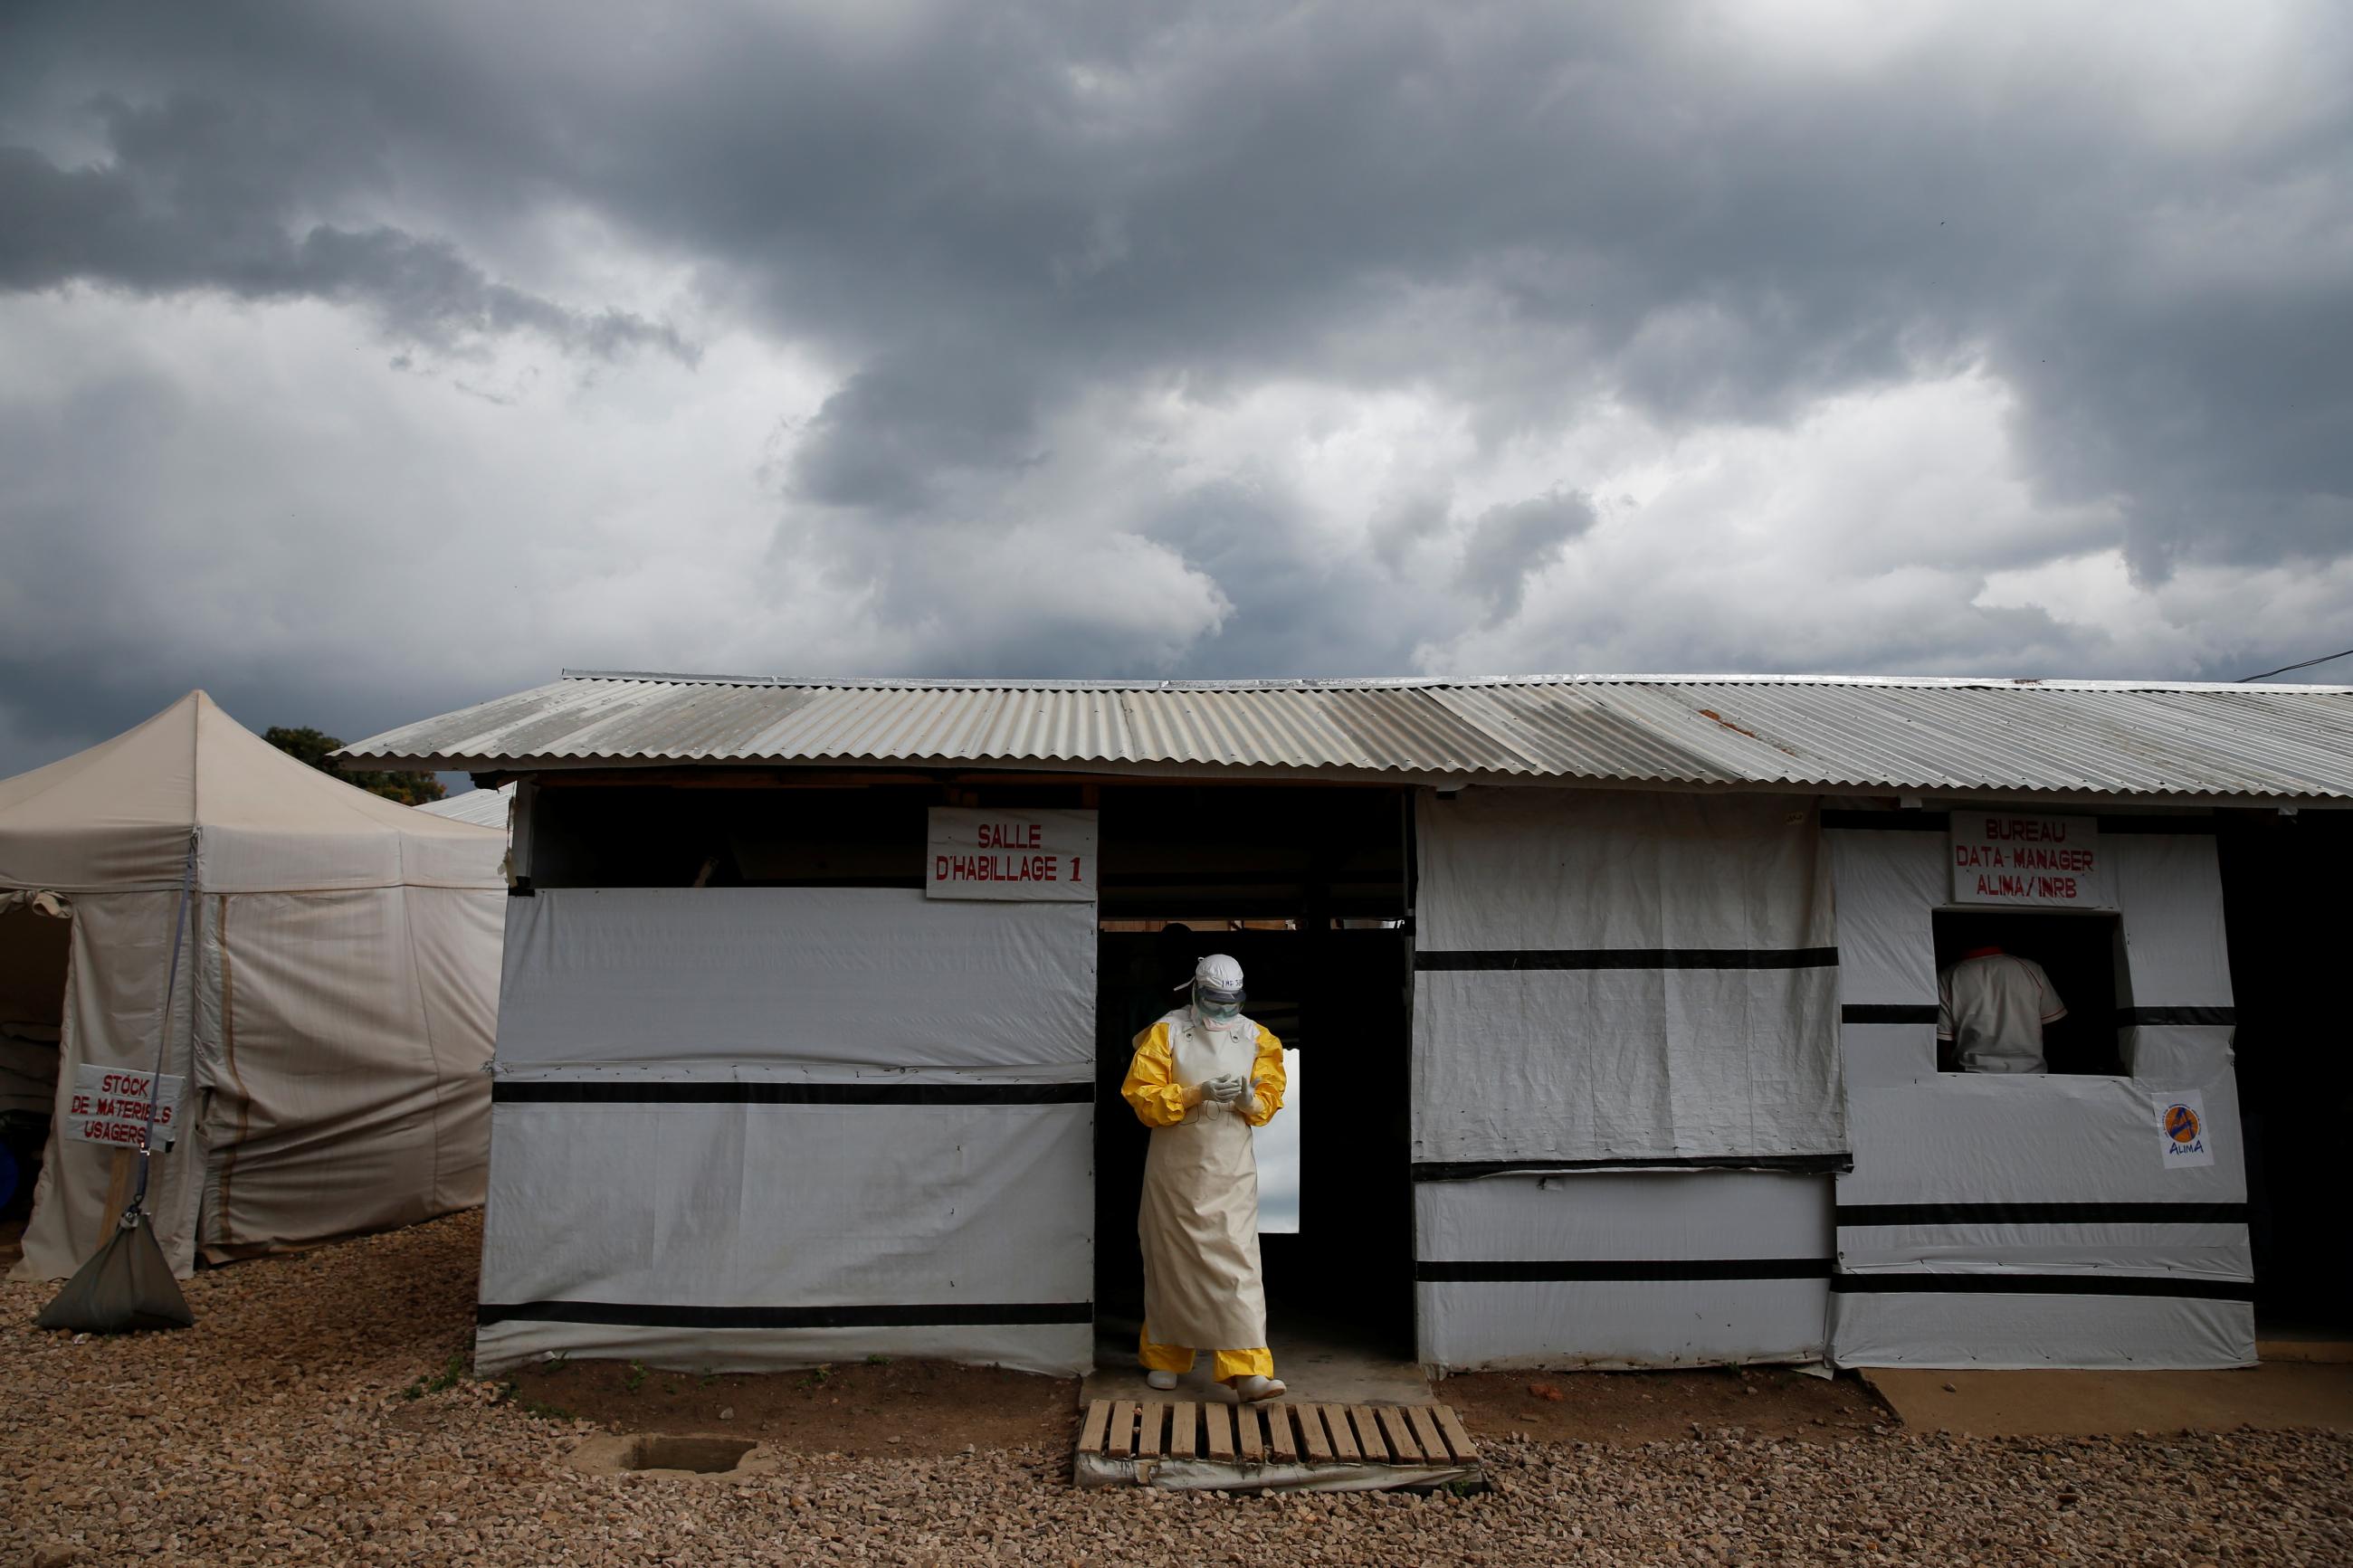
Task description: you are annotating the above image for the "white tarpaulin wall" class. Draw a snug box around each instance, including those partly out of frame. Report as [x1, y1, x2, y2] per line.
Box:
[1411, 789, 1845, 1368]
[3, 692, 505, 1280]
[1826, 813, 2254, 1368]
[474, 888, 1095, 1376]
[1416, 1171, 1833, 1368]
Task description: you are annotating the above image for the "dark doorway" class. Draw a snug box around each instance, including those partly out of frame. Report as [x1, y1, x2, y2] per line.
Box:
[2218, 811, 2353, 1332]
[1091, 784, 1416, 1373]
[1, 901, 70, 1224]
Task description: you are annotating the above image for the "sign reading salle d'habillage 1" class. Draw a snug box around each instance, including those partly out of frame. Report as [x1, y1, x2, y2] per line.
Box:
[1949, 811, 2108, 908]
[926, 807, 1100, 901]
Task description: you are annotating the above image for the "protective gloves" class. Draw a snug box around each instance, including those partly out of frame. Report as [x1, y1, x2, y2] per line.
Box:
[1199, 1073, 1246, 1103]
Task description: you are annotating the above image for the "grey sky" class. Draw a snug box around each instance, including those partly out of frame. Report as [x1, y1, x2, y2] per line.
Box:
[2, 1, 2348, 774]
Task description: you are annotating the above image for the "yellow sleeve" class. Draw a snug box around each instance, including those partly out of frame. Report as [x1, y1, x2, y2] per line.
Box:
[1121, 1022, 1190, 1128]
[1242, 1025, 1287, 1126]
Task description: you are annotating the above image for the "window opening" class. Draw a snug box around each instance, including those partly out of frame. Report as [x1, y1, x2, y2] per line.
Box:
[1930, 909, 2129, 1075]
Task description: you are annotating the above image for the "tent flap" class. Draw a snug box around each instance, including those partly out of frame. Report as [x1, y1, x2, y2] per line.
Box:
[1409, 788, 1846, 1368]
[473, 888, 1096, 1375]
[1413, 788, 1846, 1164]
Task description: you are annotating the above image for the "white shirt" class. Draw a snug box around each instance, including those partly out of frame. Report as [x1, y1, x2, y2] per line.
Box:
[1938, 952, 2067, 1074]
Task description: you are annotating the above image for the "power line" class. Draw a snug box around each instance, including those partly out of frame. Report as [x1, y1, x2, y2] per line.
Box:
[2237, 645, 2353, 682]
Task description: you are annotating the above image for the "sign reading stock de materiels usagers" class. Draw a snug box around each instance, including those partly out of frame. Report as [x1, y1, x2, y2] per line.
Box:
[925, 807, 1100, 901]
[1950, 811, 2108, 908]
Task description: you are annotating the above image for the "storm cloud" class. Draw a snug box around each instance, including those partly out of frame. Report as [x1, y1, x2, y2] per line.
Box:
[1, 1, 2348, 772]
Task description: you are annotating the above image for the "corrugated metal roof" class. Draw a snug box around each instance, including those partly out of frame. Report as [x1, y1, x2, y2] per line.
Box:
[414, 782, 515, 830]
[339, 671, 2353, 802]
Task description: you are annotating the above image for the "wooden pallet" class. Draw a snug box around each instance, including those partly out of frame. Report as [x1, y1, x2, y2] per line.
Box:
[1072, 1400, 1483, 1492]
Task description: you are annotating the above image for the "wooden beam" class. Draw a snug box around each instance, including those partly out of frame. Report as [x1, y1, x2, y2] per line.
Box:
[1262, 1402, 1299, 1462]
[1377, 1406, 1424, 1463]
[1349, 1406, 1387, 1462]
[1430, 1405, 1481, 1463]
[1296, 1404, 1333, 1462]
[1137, 1401, 1163, 1459]
[1321, 1403, 1360, 1461]
[1078, 1400, 1111, 1456]
[1233, 1402, 1262, 1460]
[1405, 1406, 1448, 1464]
[1203, 1402, 1235, 1460]
[1107, 1401, 1138, 1459]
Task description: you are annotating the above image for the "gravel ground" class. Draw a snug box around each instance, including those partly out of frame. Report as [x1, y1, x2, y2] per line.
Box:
[7, 1212, 2351, 1566]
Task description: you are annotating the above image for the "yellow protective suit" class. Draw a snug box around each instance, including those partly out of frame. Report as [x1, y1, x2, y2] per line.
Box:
[1121, 1008, 1286, 1382]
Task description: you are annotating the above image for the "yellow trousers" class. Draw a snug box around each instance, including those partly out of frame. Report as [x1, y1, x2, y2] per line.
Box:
[1139, 1325, 1272, 1383]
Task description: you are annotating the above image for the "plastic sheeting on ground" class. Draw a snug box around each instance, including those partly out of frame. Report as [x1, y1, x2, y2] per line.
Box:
[1825, 814, 2254, 1369]
[5, 693, 506, 1279]
[472, 889, 1096, 1377]
[1409, 788, 1847, 1369]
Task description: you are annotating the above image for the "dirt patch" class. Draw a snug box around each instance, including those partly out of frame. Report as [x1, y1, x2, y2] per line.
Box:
[1441, 1364, 1891, 1446]
[1868, 1364, 2353, 1437]
[504, 1354, 1079, 1458]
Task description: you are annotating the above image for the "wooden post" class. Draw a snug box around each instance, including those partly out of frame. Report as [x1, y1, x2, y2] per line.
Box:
[100, 1148, 136, 1229]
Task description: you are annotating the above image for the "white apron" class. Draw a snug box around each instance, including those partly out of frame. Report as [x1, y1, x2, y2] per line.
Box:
[1138, 1007, 1266, 1350]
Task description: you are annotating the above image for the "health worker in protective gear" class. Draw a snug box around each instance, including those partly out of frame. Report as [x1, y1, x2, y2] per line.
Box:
[1120, 953, 1289, 1402]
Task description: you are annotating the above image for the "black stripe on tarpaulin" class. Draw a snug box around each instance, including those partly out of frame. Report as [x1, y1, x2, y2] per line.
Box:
[1837, 1202, 2250, 1228]
[476, 1300, 1094, 1329]
[1831, 1273, 2253, 1301]
[1413, 1154, 1853, 1181]
[1843, 1003, 1939, 1024]
[2117, 1006, 2238, 1027]
[1415, 947, 1838, 972]
[1822, 811, 1949, 832]
[1416, 1259, 1833, 1283]
[491, 1080, 1094, 1106]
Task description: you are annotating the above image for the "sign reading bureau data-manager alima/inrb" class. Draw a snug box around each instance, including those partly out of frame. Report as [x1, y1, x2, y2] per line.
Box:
[926, 807, 1100, 901]
[1950, 811, 2107, 908]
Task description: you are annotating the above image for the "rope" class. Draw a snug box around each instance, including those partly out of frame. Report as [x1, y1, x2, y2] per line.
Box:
[129, 835, 198, 1221]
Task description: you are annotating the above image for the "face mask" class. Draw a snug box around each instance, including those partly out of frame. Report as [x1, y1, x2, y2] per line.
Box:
[1196, 984, 1243, 1025]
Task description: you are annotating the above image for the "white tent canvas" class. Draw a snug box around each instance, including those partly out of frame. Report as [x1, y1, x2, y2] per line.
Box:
[2, 691, 507, 1278]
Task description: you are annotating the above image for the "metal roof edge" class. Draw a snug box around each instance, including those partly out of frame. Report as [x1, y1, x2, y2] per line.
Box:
[336, 748, 2353, 804]
[553, 668, 2353, 695]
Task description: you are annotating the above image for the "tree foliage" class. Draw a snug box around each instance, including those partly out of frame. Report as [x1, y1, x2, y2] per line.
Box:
[262, 726, 446, 806]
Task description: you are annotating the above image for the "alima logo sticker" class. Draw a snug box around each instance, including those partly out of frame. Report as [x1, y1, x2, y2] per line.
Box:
[2157, 1091, 2215, 1168]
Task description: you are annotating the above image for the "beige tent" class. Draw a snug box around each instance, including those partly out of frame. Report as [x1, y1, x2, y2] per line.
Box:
[2, 691, 505, 1279]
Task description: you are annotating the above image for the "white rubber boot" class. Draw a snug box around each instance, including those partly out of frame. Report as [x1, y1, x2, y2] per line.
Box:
[1145, 1369, 1180, 1392]
[1230, 1374, 1286, 1402]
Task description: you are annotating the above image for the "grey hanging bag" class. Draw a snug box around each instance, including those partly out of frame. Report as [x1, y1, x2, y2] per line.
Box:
[34, 1206, 193, 1331]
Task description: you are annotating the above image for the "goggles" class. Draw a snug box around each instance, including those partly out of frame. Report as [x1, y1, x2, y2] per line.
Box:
[1195, 982, 1244, 1015]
